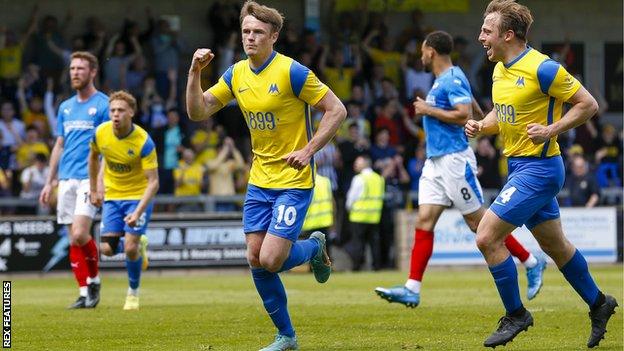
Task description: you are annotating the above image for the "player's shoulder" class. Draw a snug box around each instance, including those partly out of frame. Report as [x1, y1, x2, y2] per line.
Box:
[94, 120, 112, 139]
[93, 91, 110, 105]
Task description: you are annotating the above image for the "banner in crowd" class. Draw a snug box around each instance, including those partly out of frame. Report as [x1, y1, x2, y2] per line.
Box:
[427, 208, 618, 265]
[0, 215, 247, 272]
[99, 217, 247, 268]
[0, 218, 69, 272]
[334, 0, 469, 13]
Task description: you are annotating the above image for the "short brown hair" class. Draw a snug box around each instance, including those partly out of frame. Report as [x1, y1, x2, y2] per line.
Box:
[240, 1, 284, 33]
[109, 91, 137, 114]
[484, 0, 533, 41]
[70, 51, 99, 70]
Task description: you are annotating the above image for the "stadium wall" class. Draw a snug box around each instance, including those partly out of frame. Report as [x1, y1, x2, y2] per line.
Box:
[395, 208, 621, 270]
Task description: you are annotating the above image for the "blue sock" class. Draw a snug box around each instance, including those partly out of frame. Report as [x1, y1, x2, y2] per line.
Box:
[278, 239, 320, 273]
[489, 255, 523, 314]
[126, 256, 142, 290]
[251, 268, 295, 337]
[560, 249, 600, 306]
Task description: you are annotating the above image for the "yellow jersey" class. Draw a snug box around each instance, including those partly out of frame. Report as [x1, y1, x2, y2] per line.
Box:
[209, 51, 329, 189]
[492, 47, 581, 158]
[91, 121, 158, 200]
[174, 162, 204, 196]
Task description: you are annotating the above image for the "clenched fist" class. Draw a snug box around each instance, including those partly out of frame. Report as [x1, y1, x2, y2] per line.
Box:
[464, 119, 483, 138]
[189, 49, 215, 73]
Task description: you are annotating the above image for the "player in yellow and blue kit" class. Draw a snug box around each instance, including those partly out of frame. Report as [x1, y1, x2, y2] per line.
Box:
[466, 1, 618, 348]
[186, 2, 346, 350]
[88, 91, 159, 311]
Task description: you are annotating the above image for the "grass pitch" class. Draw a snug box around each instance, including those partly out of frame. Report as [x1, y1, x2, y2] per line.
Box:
[10, 265, 623, 350]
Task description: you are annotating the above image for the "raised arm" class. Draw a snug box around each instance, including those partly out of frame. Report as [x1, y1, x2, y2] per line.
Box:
[186, 48, 225, 121]
[282, 90, 347, 170]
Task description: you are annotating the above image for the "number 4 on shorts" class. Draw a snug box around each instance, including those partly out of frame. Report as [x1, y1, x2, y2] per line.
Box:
[499, 187, 517, 204]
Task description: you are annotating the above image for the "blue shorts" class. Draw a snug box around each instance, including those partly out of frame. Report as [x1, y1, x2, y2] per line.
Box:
[101, 200, 153, 235]
[243, 184, 313, 242]
[490, 156, 565, 229]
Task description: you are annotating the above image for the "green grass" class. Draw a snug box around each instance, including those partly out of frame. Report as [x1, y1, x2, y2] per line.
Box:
[10, 265, 623, 350]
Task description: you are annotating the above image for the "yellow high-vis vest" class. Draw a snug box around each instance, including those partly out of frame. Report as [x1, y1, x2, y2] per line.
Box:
[302, 174, 334, 230]
[349, 171, 385, 224]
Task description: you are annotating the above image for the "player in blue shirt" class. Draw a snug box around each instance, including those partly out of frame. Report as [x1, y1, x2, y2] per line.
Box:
[375, 31, 544, 308]
[39, 52, 109, 309]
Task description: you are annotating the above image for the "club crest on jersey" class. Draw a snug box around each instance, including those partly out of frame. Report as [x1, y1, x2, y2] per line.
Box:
[127, 149, 135, 156]
[268, 83, 280, 95]
[515, 76, 525, 88]
[88, 107, 97, 116]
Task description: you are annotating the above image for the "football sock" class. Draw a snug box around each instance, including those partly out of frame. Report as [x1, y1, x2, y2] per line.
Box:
[523, 253, 538, 268]
[504, 235, 530, 262]
[489, 255, 523, 314]
[405, 279, 421, 294]
[278, 238, 319, 273]
[79, 286, 88, 297]
[126, 256, 142, 290]
[69, 244, 88, 289]
[127, 287, 139, 297]
[408, 229, 434, 282]
[81, 238, 99, 278]
[560, 249, 600, 307]
[251, 268, 295, 337]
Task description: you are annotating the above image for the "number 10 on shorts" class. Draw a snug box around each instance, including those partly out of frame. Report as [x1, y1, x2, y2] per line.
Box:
[276, 205, 297, 227]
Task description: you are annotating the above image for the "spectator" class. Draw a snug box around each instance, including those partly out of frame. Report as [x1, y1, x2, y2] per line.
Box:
[337, 101, 370, 141]
[475, 136, 502, 189]
[102, 35, 142, 92]
[0, 5, 37, 96]
[319, 45, 361, 101]
[151, 17, 185, 100]
[140, 76, 168, 130]
[191, 119, 220, 165]
[345, 155, 385, 271]
[407, 145, 426, 192]
[16, 78, 50, 138]
[158, 108, 185, 194]
[370, 127, 397, 172]
[402, 43, 433, 101]
[19, 153, 49, 210]
[595, 124, 622, 187]
[337, 121, 369, 194]
[565, 155, 600, 207]
[362, 30, 403, 87]
[16, 126, 49, 170]
[205, 137, 245, 212]
[173, 148, 206, 212]
[30, 13, 70, 82]
[315, 140, 340, 192]
[0, 101, 26, 164]
[374, 99, 403, 147]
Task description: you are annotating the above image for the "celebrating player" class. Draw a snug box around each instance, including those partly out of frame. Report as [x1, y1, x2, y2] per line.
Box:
[39, 52, 108, 309]
[466, 0, 618, 347]
[375, 30, 545, 308]
[186, 1, 346, 350]
[88, 91, 158, 310]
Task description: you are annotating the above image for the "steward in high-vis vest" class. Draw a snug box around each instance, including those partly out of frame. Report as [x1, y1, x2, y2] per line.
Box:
[345, 155, 385, 271]
[302, 173, 334, 234]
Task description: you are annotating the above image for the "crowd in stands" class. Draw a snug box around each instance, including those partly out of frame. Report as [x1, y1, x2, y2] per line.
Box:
[0, 2, 621, 230]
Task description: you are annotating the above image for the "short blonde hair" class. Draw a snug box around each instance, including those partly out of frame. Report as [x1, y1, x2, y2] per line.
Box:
[70, 51, 99, 70]
[109, 91, 137, 114]
[240, 1, 284, 33]
[484, 0, 533, 41]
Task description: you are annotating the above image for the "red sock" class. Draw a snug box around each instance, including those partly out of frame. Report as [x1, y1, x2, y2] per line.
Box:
[80, 238, 99, 279]
[408, 229, 434, 281]
[69, 244, 88, 287]
[504, 235, 530, 262]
